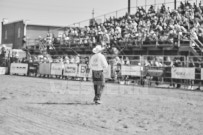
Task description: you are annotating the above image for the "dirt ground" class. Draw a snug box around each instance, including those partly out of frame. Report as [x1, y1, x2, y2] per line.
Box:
[0, 75, 203, 135]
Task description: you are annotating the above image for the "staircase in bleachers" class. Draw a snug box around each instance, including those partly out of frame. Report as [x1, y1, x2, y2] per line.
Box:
[190, 38, 203, 56]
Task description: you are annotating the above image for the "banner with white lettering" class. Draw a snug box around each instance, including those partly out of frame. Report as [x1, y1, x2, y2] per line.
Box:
[64, 64, 78, 76]
[39, 63, 51, 75]
[10, 63, 28, 75]
[171, 67, 195, 79]
[121, 65, 141, 76]
[201, 68, 203, 80]
[147, 67, 164, 77]
[51, 63, 64, 76]
[0, 67, 8, 75]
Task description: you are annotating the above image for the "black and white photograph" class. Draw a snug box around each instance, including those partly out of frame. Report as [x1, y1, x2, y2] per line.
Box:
[0, 0, 203, 134]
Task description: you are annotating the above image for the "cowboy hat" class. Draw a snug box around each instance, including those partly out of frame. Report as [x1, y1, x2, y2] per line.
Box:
[92, 45, 104, 54]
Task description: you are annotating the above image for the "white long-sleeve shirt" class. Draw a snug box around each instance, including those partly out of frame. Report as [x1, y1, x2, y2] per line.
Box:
[89, 53, 108, 71]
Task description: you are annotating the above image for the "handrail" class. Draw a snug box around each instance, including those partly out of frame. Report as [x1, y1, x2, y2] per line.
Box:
[190, 38, 203, 58]
[189, 32, 203, 52]
[188, 31, 203, 48]
[194, 38, 203, 48]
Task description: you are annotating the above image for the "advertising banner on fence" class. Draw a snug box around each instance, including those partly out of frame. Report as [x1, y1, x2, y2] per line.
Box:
[28, 63, 39, 73]
[39, 63, 51, 75]
[64, 64, 78, 76]
[10, 63, 28, 75]
[0, 67, 8, 75]
[147, 67, 164, 77]
[51, 63, 64, 76]
[201, 68, 203, 80]
[171, 67, 195, 79]
[78, 64, 88, 77]
[121, 65, 141, 76]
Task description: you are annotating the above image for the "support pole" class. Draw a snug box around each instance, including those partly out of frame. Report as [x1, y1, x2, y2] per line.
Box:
[174, 0, 177, 9]
[128, 0, 131, 14]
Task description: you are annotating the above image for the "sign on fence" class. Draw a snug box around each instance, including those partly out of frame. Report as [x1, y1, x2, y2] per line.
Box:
[147, 67, 164, 77]
[51, 63, 64, 76]
[201, 68, 203, 80]
[39, 63, 51, 75]
[171, 67, 195, 79]
[64, 64, 78, 76]
[0, 67, 8, 75]
[28, 63, 39, 73]
[121, 65, 141, 76]
[78, 64, 88, 77]
[10, 63, 28, 75]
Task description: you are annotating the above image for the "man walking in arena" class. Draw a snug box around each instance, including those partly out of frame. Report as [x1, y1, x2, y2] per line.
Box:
[89, 45, 108, 104]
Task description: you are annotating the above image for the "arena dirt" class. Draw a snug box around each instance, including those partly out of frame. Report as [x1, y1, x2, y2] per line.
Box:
[0, 75, 203, 135]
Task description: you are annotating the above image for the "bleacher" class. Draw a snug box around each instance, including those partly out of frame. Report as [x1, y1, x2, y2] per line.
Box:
[26, 1, 203, 57]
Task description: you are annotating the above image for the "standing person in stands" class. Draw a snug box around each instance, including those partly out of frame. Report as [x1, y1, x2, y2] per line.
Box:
[188, 58, 195, 90]
[172, 58, 182, 88]
[0, 45, 7, 66]
[22, 36, 27, 49]
[0, 45, 6, 58]
[88, 45, 108, 104]
[69, 55, 74, 64]
[75, 54, 80, 65]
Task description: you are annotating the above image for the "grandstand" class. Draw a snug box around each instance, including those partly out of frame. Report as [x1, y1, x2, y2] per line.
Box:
[27, 0, 203, 57]
[1, 0, 203, 57]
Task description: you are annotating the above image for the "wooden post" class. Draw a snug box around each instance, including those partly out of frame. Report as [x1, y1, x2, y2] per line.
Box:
[174, 0, 177, 9]
[128, 0, 131, 14]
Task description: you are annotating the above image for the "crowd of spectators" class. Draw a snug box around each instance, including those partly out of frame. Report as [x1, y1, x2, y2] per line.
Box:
[18, 54, 86, 65]
[34, 1, 203, 50]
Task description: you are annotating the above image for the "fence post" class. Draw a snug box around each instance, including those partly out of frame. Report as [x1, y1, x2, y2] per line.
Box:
[128, 0, 131, 15]
[174, 0, 177, 10]
[178, 33, 180, 47]
[140, 55, 143, 86]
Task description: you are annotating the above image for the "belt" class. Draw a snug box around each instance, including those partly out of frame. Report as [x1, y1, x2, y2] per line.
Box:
[92, 70, 103, 72]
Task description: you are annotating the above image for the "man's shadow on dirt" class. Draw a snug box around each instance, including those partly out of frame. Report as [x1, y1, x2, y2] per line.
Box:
[28, 102, 96, 106]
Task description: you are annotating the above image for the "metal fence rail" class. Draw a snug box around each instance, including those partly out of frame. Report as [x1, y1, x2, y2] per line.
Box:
[6, 54, 203, 91]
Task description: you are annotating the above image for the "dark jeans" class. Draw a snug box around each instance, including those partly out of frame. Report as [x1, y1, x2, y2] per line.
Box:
[92, 70, 105, 101]
[94, 85, 104, 101]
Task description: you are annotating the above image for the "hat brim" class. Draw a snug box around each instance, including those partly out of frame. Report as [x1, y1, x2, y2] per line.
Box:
[92, 47, 104, 54]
